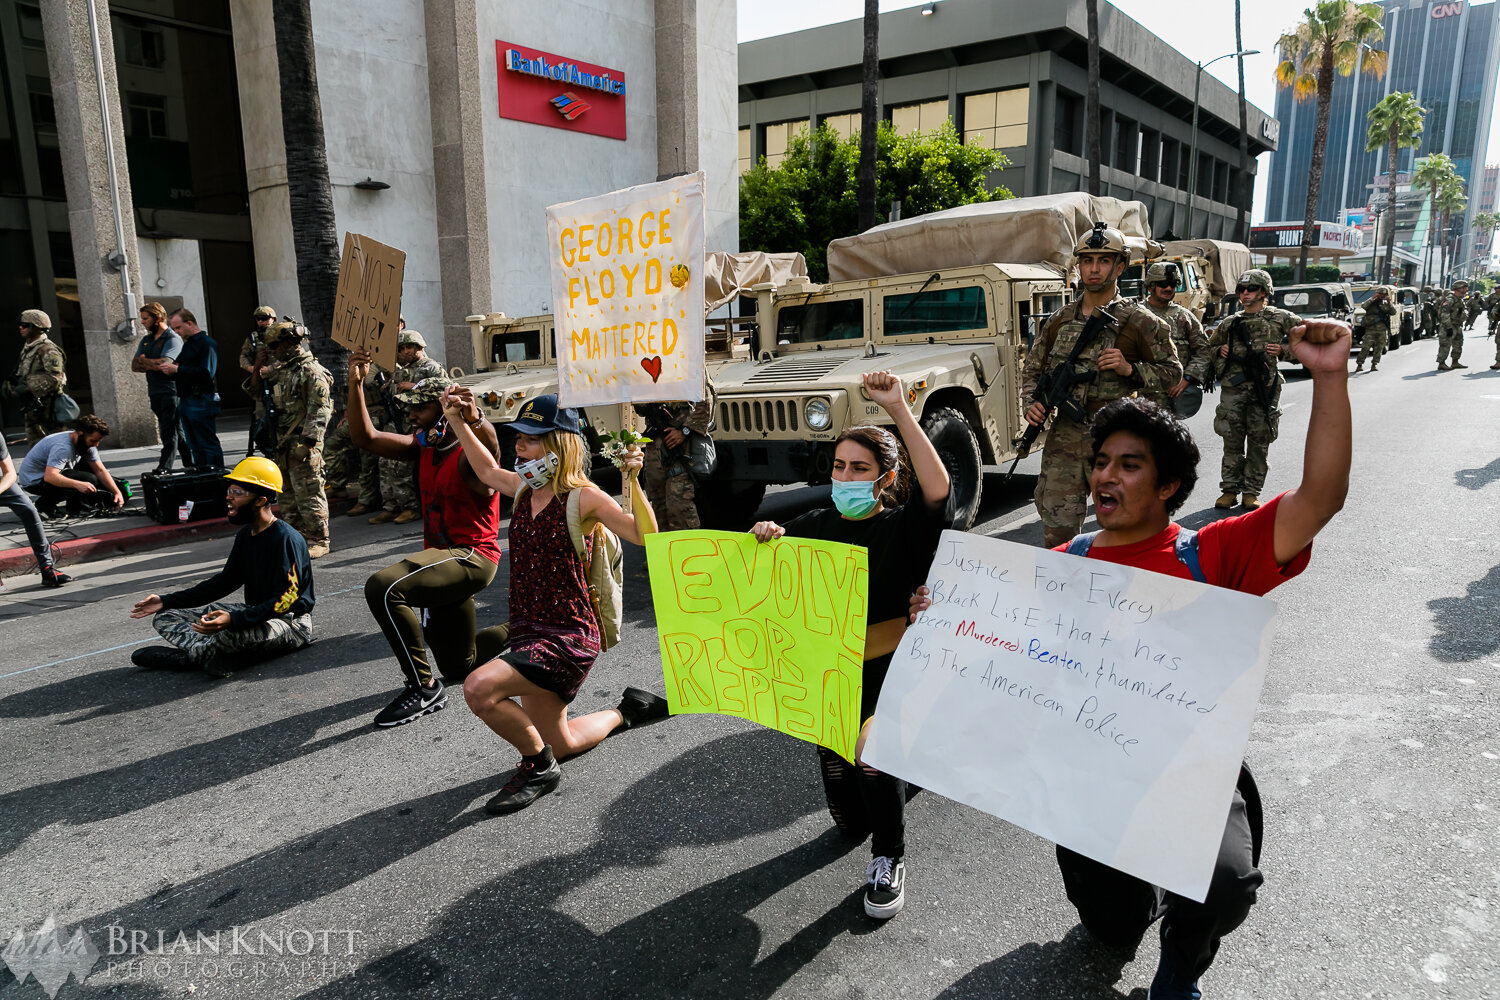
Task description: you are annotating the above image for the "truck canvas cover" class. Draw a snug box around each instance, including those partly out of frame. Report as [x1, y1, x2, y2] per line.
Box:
[1161, 239, 1253, 297]
[703, 251, 807, 311]
[825, 192, 1152, 280]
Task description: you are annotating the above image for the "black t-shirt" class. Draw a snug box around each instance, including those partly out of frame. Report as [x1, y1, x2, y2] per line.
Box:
[782, 495, 950, 627]
[160, 519, 315, 626]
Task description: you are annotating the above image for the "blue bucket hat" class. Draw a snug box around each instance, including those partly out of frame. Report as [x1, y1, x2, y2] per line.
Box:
[510, 394, 583, 436]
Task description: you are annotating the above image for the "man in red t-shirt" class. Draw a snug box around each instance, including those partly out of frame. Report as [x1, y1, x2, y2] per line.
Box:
[913, 318, 1352, 999]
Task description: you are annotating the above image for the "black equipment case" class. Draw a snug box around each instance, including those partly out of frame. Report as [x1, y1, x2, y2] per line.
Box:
[141, 469, 229, 525]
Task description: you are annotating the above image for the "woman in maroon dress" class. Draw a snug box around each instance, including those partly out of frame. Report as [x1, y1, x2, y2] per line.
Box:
[442, 390, 668, 814]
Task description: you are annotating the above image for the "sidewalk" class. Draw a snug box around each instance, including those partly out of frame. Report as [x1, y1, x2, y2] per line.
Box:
[1, 415, 255, 575]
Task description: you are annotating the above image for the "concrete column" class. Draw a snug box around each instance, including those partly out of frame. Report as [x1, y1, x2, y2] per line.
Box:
[655, 0, 699, 179]
[423, 0, 492, 371]
[40, 0, 153, 445]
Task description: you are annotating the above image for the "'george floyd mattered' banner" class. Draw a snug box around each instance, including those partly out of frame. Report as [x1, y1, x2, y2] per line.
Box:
[546, 173, 705, 407]
[862, 531, 1277, 902]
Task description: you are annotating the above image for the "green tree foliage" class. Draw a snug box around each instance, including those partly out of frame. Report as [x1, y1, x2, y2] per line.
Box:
[740, 121, 1012, 281]
[1265, 264, 1343, 285]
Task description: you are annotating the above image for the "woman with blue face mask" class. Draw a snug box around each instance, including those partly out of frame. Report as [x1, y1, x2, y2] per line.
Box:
[750, 370, 952, 920]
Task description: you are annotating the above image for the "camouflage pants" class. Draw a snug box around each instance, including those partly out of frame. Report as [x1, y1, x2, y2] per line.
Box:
[276, 440, 329, 546]
[1215, 385, 1280, 495]
[153, 602, 312, 667]
[1356, 325, 1389, 367]
[379, 412, 418, 512]
[1034, 417, 1093, 549]
[1436, 325, 1464, 364]
[24, 405, 62, 445]
[324, 421, 382, 505]
[641, 440, 700, 531]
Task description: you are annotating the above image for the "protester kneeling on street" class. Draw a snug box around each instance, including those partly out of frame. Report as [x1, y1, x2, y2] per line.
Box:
[751, 370, 952, 921]
[16, 414, 124, 518]
[129, 457, 315, 678]
[909, 317, 1351, 998]
[444, 389, 670, 816]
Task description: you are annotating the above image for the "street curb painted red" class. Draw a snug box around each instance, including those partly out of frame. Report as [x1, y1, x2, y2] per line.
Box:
[0, 517, 238, 574]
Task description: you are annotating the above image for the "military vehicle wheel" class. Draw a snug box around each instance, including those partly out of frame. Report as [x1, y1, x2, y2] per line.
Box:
[922, 406, 983, 529]
[695, 479, 766, 531]
[817, 747, 870, 840]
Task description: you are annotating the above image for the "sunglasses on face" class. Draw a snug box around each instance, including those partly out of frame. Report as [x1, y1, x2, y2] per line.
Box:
[1236, 286, 1258, 294]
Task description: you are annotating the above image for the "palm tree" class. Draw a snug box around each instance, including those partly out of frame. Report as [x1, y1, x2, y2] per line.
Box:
[858, 0, 879, 232]
[1413, 153, 1456, 283]
[1473, 212, 1500, 277]
[1234, 0, 1251, 242]
[1276, 1, 1388, 282]
[1436, 179, 1466, 284]
[1364, 92, 1424, 284]
[1086, 0, 1102, 197]
[272, 0, 345, 395]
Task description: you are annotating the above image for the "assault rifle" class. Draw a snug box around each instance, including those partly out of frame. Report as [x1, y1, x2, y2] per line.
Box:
[1004, 306, 1118, 481]
[372, 369, 404, 428]
[247, 328, 278, 457]
[1223, 316, 1276, 411]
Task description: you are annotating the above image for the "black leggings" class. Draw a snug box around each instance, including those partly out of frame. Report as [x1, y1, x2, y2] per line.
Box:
[364, 547, 499, 688]
[26, 467, 104, 513]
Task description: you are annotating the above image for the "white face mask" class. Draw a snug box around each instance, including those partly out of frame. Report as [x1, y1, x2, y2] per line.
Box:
[515, 451, 560, 490]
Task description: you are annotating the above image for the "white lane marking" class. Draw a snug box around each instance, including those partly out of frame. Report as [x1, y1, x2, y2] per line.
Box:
[1401, 738, 1425, 749]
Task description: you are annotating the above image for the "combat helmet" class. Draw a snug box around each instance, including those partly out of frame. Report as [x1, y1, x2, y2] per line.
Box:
[252, 305, 277, 320]
[1074, 222, 1128, 258]
[1452, 278, 1470, 290]
[263, 320, 308, 346]
[397, 330, 427, 349]
[1237, 269, 1274, 294]
[1145, 261, 1181, 285]
[19, 308, 51, 330]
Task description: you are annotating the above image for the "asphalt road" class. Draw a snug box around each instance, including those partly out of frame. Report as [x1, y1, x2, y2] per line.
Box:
[1, 323, 1497, 1000]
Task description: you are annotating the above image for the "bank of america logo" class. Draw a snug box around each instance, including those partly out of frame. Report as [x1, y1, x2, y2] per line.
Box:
[551, 92, 591, 120]
[2, 916, 100, 998]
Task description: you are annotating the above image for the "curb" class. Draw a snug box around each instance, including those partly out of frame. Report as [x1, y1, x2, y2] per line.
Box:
[0, 516, 239, 575]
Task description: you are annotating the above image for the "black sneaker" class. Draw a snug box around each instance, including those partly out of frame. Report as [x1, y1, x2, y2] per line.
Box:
[372, 682, 447, 728]
[616, 686, 671, 729]
[863, 856, 906, 919]
[485, 756, 562, 814]
[1147, 953, 1202, 1000]
[40, 570, 73, 588]
[131, 645, 193, 670]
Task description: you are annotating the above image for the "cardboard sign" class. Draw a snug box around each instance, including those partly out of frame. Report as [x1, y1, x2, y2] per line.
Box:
[862, 531, 1277, 902]
[547, 173, 705, 406]
[331, 233, 405, 371]
[646, 530, 867, 762]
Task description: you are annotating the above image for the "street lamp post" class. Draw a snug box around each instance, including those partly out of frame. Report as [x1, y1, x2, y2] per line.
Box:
[1185, 49, 1258, 238]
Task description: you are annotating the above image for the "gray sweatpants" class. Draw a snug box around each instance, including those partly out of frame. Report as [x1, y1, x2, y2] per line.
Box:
[153, 602, 313, 666]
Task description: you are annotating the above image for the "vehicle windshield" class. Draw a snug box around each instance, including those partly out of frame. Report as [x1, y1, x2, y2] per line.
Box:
[1351, 288, 1377, 305]
[775, 299, 863, 345]
[488, 327, 545, 365]
[1274, 289, 1331, 315]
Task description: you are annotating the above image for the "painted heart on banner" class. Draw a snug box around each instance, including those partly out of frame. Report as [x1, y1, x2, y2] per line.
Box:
[641, 356, 663, 382]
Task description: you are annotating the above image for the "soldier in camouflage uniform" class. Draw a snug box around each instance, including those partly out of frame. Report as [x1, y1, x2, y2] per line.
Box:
[240, 306, 279, 457]
[1354, 286, 1397, 372]
[265, 321, 334, 557]
[1466, 291, 1484, 330]
[1435, 279, 1469, 370]
[1142, 262, 1211, 406]
[326, 364, 389, 513]
[372, 331, 444, 524]
[634, 397, 712, 530]
[1208, 269, 1296, 511]
[1021, 223, 1182, 548]
[6, 309, 68, 443]
[1421, 286, 1438, 338]
[1487, 287, 1500, 370]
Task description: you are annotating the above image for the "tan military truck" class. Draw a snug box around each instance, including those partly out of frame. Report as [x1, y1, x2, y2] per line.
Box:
[705, 192, 1153, 530]
[1122, 239, 1251, 322]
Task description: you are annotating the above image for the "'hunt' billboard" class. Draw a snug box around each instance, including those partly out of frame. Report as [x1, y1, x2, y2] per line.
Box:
[495, 42, 627, 141]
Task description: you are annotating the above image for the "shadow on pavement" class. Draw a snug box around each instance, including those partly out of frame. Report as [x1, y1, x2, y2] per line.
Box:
[0, 547, 222, 624]
[1427, 563, 1500, 663]
[937, 924, 1146, 1000]
[1400, 370, 1444, 380]
[1456, 457, 1500, 490]
[0, 693, 386, 860]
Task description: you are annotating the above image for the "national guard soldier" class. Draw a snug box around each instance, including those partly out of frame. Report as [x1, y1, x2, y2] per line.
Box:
[1021, 223, 1182, 548]
[265, 321, 333, 558]
[371, 330, 443, 525]
[1209, 269, 1295, 511]
[325, 363, 389, 513]
[634, 397, 712, 530]
[1354, 285, 1397, 373]
[1421, 285, 1439, 338]
[1435, 279, 1469, 370]
[1487, 286, 1500, 370]
[1142, 262, 1211, 413]
[241, 306, 278, 456]
[1466, 289, 1484, 330]
[6, 310, 68, 443]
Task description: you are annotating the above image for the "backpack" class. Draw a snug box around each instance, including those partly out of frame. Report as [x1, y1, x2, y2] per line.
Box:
[1064, 527, 1207, 583]
[565, 488, 624, 650]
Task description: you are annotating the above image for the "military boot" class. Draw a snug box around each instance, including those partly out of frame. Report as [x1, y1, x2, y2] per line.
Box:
[1214, 492, 1237, 509]
[368, 510, 397, 524]
[1241, 494, 1261, 510]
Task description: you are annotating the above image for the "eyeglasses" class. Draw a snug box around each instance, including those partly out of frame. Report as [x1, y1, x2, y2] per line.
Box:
[226, 487, 253, 498]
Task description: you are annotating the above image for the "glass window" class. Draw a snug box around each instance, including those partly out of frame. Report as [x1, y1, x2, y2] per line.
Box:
[1274, 289, 1330, 314]
[120, 23, 166, 68]
[890, 100, 949, 137]
[737, 127, 752, 175]
[883, 285, 987, 335]
[775, 299, 863, 344]
[125, 92, 168, 139]
[490, 328, 543, 364]
[1054, 90, 1080, 155]
[820, 112, 859, 141]
[763, 119, 808, 168]
[17, 4, 44, 47]
[963, 88, 1028, 150]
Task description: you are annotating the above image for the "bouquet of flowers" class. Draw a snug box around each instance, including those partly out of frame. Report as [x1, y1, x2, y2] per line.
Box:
[598, 428, 651, 469]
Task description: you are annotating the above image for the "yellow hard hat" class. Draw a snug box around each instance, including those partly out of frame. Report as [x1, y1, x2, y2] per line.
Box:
[225, 456, 283, 493]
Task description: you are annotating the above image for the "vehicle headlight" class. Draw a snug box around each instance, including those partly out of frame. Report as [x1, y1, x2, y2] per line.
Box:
[804, 397, 831, 431]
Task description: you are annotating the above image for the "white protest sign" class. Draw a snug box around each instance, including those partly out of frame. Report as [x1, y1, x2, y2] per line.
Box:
[546, 172, 706, 406]
[862, 530, 1277, 902]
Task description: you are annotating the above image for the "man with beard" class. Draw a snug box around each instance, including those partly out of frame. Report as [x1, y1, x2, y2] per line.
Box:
[131, 301, 190, 472]
[128, 457, 315, 678]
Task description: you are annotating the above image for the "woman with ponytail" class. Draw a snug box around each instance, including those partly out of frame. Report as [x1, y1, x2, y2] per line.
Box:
[750, 370, 951, 919]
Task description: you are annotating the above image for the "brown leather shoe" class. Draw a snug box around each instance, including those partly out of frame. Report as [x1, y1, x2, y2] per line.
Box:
[1241, 493, 1261, 510]
[346, 502, 372, 517]
[393, 509, 419, 524]
[368, 510, 397, 524]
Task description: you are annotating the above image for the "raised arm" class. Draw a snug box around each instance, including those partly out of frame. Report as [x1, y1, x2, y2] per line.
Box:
[865, 371, 949, 510]
[346, 349, 419, 461]
[581, 445, 658, 545]
[440, 388, 519, 496]
[1273, 319, 1351, 565]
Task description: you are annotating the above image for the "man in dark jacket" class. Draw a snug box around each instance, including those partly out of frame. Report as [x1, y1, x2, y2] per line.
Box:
[159, 308, 225, 469]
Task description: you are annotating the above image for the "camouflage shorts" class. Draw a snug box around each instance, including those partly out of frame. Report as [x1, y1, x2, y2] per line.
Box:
[153, 602, 313, 667]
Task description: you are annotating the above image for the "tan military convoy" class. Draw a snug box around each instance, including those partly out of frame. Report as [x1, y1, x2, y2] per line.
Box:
[457, 193, 1254, 530]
